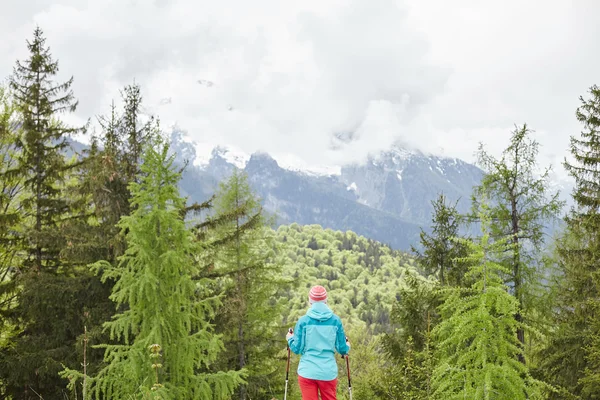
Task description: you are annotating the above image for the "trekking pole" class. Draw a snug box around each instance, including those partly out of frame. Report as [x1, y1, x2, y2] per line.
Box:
[284, 328, 292, 400]
[344, 336, 352, 400]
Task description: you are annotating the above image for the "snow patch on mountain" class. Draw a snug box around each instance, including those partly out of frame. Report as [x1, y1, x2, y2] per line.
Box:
[190, 142, 213, 167]
[171, 132, 341, 176]
[275, 153, 341, 176]
[212, 146, 250, 169]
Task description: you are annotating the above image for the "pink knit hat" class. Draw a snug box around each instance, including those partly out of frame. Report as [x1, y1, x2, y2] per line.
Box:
[309, 285, 328, 303]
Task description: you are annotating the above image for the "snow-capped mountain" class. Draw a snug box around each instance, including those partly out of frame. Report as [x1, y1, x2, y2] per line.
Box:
[341, 148, 481, 219]
[169, 130, 485, 250]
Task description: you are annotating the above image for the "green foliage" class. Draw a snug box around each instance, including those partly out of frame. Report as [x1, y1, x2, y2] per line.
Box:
[0, 84, 22, 348]
[207, 170, 288, 400]
[269, 224, 421, 399]
[380, 193, 471, 399]
[383, 271, 438, 356]
[0, 27, 106, 399]
[274, 224, 418, 335]
[539, 84, 600, 398]
[120, 83, 160, 184]
[412, 194, 470, 287]
[432, 197, 543, 399]
[378, 272, 437, 398]
[65, 141, 244, 399]
[473, 124, 564, 362]
[8, 26, 83, 271]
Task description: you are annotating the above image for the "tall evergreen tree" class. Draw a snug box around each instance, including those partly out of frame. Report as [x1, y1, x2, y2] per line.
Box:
[432, 195, 543, 399]
[7, 25, 82, 272]
[539, 84, 600, 398]
[208, 170, 286, 400]
[78, 99, 133, 263]
[473, 124, 563, 363]
[0, 27, 101, 399]
[412, 194, 469, 287]
[69, 141, 245, 399]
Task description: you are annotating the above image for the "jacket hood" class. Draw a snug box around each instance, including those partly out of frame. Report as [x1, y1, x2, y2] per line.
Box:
[307, 301, 333, 321]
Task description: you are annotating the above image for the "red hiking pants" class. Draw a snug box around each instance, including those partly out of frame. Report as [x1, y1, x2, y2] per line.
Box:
[298, 375, 337, 400]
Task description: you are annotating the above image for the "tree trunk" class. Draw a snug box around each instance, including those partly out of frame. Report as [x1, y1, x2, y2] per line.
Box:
[235, 179, 247, 400]
[511, 196, 525, 364]
[238, 317, 246, 400]
[35, 70, 42, 271]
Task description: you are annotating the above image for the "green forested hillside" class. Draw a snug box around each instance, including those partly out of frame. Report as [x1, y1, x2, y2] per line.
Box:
[275, 224, 422, 335]
[271, 224, 431, 400]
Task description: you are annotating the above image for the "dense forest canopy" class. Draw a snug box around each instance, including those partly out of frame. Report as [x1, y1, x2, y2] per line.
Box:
[1, 26, 600, 400]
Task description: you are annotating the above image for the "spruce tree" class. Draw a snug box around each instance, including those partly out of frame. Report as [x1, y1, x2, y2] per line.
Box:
[208, 170, 286, 400]
[0, 27, 99, 399]
[71, 140, 245, 399]
[432, 195, 543, 399]
[412, 194, 469, 287]
[539, 85, 600, 398]
[8, 25, 81, 271]
[473, 124, 563, 363]
[79, 99, 132, 262]
[120, 83, 158, 183]
[381, 272, 438, 399]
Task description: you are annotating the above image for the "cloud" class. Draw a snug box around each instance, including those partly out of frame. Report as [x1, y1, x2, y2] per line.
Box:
[1, 0, 599, 180]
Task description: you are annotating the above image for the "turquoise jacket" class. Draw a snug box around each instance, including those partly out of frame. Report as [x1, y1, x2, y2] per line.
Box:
[287, 302, 350, 381]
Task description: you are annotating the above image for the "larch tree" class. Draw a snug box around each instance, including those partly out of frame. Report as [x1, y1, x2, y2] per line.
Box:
[432, 195, 544, 399]
[473, 124, 563, 363]
[68, 140, 245, 399]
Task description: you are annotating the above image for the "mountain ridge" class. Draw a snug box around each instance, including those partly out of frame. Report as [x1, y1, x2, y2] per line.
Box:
[169, 129, 484, 250]
[68, 128, 569, 251]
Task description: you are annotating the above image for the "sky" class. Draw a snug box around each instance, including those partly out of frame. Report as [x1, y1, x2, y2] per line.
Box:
[1, 0, 599, 180]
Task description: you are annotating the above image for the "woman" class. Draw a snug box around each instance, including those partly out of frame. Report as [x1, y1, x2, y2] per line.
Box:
[286, 285, 350, 400]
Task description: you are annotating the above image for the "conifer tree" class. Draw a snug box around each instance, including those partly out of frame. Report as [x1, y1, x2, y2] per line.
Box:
[120, 83, 158, 183]
[383, 272, 439, 358]
[57, 90, 161, 398]
[71, 140, 245, 399]
[0, 27, 99, 399]
[79, 100, 132, 262]
[539, 84, 600, 398]
[473, 124, 563, 362]
[432, 195, 543, 399]
[381, 272, 437, 399]
[412, 194, 469, 287]
[8, 26, 82, 271]
[208, 170, 286, 400]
